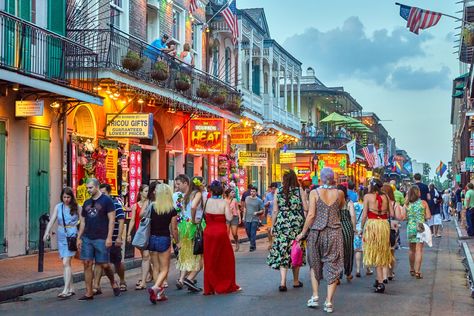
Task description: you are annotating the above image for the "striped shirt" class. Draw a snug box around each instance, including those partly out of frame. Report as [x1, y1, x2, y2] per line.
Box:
[112, 198, 125, 243]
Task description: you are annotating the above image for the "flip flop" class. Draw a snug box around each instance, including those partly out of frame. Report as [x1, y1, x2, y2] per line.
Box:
[120, 283, 127, 292]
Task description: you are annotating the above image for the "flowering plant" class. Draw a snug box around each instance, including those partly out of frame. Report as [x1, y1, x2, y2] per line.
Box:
[175, 192, 184, 223]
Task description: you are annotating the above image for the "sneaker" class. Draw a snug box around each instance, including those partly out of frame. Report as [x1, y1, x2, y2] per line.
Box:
[148, 287, 157, 304]
[183, 278, 201, 292]
[249, 247, 256, 252]
[307, 296, 319, 308]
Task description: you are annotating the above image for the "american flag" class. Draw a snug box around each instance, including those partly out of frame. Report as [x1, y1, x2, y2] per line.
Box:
[399, 4, 441, 35]
[189, 0, 198, 14]
[221, 0, 239, 45]
[362, 144, 376, 168]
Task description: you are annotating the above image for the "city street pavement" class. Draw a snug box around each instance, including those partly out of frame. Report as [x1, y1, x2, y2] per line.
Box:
[1, 222, 473, 316]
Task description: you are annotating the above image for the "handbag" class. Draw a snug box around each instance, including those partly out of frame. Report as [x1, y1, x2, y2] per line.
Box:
[290, 240, 303, 267]
[193, 224, 204, 255]
[131, 203, 152, 250]
[416, 222, 425, 233]
[61, 204, 78, 252]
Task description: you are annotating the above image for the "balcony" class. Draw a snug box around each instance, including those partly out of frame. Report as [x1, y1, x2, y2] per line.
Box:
[67, 27, 241, 114]
[287, 136, 362, 153]
[264, 103, 300, 132]
[0, 10, 98, 94]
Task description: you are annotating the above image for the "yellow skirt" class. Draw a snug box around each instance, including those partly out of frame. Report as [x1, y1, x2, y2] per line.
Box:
[176, 237, 201, 272]
[363, 219, 393, 267]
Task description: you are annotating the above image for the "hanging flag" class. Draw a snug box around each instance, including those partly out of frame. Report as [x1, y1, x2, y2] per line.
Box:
[395, 161, 403, 173]
[346, 139, 357, 164]
[404, 161, 413, 174]
[375, 148, 384, 168]
[436, 161, 447, 177]
[399, 4, 442, 35]
[384, 151, 389, 166]
[362, 144, 376, 168]
[222, 0, 239, 45]
[189, 0, 198, 14]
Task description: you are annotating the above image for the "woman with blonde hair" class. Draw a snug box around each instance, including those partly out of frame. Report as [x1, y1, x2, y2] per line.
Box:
[146, 183, 179, 303]
[361, 178, 394, 293]
[405, 185, 431, 279]
[180, 43, 194, 66]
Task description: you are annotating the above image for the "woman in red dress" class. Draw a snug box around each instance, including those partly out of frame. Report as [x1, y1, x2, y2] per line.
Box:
[203, 181, 241, 295]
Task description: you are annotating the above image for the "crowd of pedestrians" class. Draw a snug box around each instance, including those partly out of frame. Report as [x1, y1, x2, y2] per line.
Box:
[43, 168, 471, 313]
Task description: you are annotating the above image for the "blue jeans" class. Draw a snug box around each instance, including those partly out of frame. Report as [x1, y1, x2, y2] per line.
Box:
[442, 203, 450, 220]
[245, 221, 258, 250]
[467, 208, 474, 236]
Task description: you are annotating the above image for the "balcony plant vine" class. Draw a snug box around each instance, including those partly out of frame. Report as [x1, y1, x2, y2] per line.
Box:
[151, 60, 169, 81]
[121, 50, 144, 71]
[197, 82, 211, 98]
[175, 72, 191, 91]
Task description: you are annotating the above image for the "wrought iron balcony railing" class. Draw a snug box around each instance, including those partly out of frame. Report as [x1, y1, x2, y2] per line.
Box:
[0, 10, 98, 94]
[286, 136, 363, 153]
[67, 27, 241, 114]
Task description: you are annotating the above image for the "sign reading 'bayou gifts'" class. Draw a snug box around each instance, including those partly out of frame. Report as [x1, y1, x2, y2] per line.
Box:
[106, 113, 153, 139]
[188, 118, 225, 154]
[238, 151, 268, 167]
[230, 127, 253, 144]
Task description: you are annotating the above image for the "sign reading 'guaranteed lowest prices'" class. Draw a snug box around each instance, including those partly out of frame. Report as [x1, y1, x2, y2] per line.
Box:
[106, 113, 154, 139]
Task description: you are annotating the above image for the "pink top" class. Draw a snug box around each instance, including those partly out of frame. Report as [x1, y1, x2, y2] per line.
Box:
[229, 199, 239, 216]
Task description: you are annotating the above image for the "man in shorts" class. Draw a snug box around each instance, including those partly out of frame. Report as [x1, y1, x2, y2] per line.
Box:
[93, 184, 126, 294]
[77, 178, 120, 300]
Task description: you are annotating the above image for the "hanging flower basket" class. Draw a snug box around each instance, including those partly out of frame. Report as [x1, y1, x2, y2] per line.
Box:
[196, 83, 211, 98]
[463, 27, 474, 46]
[226, 99, 241, 111]
[150, 61, 169, 81]
[175, 73, 191, 91]
[121, 51, 144, 71]
[212, 90, 227, 105]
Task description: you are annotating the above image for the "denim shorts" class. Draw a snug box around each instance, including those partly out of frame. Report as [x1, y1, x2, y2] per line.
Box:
[148, 235, 171, 253]
[80, 236, 110, 264]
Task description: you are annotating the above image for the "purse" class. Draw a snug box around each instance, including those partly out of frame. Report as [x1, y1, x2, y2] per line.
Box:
[61, 204, 78, 252]
[416, 222, 425, 233]
[193, 224, 204, 255]
[132, 203, 152, 250]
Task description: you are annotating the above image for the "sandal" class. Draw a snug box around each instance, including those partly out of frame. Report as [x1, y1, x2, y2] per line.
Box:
[410, 270, 416, 277]
[135, 284, 146, 290]
[57, 292, 72, 299]
[92, 288, 102, 295]
[323, 301, 334, 313]
[307, 296, 319, 308]
[278, 285, 287, 292]
[415, 272, 423, 279]
[135, 280, 142, 287]
[119, 283, 127, 292]
[293, 281, 303, 288]
[176, 280, 184, 290]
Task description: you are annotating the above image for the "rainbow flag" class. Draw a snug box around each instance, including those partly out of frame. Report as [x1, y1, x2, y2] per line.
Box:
[395, 161, 403, 173]
[436, 161, 447, 177]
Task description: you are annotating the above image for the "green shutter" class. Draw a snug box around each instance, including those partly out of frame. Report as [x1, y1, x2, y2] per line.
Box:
[46, 0, 66, 79]
[5, 0, 15, 14]
[19, 0, 31, 21]
[0, 122, 5, 253]
[47, 0, 65, 35]
[28, 128, 50, 251]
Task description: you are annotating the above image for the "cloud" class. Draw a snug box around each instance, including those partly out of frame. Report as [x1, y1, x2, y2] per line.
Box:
[389, 66, 451, 90]
[283, 16, 448, 90]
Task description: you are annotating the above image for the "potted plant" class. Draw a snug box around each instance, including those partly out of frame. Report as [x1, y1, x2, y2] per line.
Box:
[463, 26, 474, 46]
[212, 89, 227, 105]
[226, 97, 241, 111]
[174, 73, 191, 91]
[121, 50, 144, 71]
[151, 60, 169, 81]
[196, 82, 211, 98]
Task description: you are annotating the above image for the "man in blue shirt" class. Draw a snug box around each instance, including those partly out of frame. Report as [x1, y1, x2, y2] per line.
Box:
[347, 181, 358, 203]
[145, 34, 174, 60]
[93, 183, 126, 294]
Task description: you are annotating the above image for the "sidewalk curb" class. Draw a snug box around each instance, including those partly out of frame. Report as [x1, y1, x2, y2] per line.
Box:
[454, 218, 474, 298]
[0, 258, 141, 303]
[0, 232, 267, 303]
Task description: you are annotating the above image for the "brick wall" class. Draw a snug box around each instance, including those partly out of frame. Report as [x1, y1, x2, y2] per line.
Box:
[129, 0, 147, 40]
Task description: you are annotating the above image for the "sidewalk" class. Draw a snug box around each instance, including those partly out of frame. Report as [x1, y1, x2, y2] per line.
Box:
[0, 224, 269, 302]
[454, 217, 474, 298]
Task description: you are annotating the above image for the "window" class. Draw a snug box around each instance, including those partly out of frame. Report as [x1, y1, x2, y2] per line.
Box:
[172, 8, 180, 41]
[213, 47, 219, 77]
[110, 0, 128, 32]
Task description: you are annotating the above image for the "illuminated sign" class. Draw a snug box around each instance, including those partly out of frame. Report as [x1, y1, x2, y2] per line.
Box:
[280, 152, 296, 164]
[256, 135, 278, 149]
[318, 153, 347, 174]
[187, 118, 225, 154]
[230, 127, 253, 144]
[15, 100, 44, 117]
[106, 113, 153, 139]
[238, 151, 267, 167]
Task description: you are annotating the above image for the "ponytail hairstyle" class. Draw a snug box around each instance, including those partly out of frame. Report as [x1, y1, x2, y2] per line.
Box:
[369, 178, 384, 210]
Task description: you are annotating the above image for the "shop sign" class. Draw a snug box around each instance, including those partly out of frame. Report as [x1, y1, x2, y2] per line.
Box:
[105, 113, 153, 139]
[256, 135, 278, 149]
[280, 152, 296, 164]
[15, 100, 44, 117]
[105, 148, 118, 196]
[238, 151, 267, 167]
[318, 153, 347, 174]
[470, 139, 474, 156]
[294, 166, 311, 179]
[465, 157, 474, 172]
[230, 127, 253, 144]
[188, 118, 225, 154]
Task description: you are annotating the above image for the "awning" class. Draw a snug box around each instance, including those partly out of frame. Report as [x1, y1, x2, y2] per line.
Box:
[454, 72, 469, 81]
[455, 82, 465, 90]
[453, 90, 464, 98]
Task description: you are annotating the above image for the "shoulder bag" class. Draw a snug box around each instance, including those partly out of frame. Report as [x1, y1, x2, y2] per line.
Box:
[132, 203, 152, 250]
[193, 199, 208, 255]
[61, 204, 78, 252]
